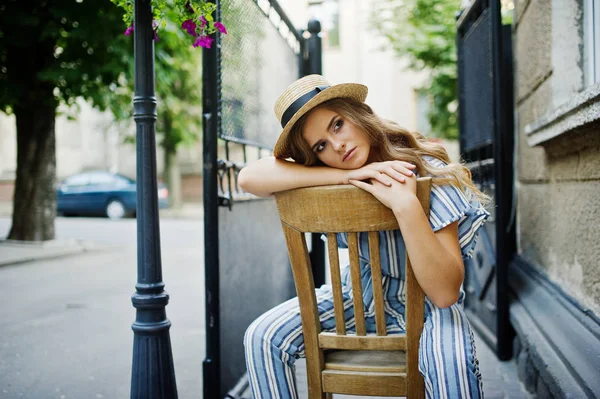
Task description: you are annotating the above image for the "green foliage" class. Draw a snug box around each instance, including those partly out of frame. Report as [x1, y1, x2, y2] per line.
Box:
[373, 0, 461, 139]
[110, 0, 221, 45]
[107, 5, 203, 154]
[0, 0, 131, 114]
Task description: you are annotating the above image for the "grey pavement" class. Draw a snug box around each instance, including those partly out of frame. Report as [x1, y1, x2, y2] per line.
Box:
[0, 215, 530, 399]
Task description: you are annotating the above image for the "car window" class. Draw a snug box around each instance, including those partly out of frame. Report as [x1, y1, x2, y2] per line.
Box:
[64, 174, 89, 186]
[88, 173, 114, 185]
[114, 175, 133, 185]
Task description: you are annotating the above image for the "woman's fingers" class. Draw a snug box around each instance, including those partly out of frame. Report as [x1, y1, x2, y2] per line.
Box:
[371, 171, 393, 186]
[390, 162, 415, 176]
[383, 167, 407, 183]
[349, 179, 375, 193]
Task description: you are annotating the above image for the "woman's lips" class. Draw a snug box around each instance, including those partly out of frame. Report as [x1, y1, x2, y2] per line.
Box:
[343, 147, 357, 162]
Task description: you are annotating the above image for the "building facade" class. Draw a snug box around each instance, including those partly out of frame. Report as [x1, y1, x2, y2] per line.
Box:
[510, 0, 600, 396]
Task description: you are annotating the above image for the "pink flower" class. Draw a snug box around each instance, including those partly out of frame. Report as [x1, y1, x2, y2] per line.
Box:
[124, 24, 134, 36]
[182, 19, 197, 36]
[214, 22, 227, 34]
[199, 15, 207, 28]
[193, 35, 214, 48]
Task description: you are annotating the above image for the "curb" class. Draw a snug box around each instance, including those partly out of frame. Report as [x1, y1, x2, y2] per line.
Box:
[0, 239, 95, 267]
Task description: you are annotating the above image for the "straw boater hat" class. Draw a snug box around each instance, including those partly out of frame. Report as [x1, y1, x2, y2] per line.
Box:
[273, 74, 368, 160]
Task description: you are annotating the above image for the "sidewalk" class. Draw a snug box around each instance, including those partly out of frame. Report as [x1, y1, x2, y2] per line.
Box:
[0, 201, 204, 219]
[0, 238, 96, 267]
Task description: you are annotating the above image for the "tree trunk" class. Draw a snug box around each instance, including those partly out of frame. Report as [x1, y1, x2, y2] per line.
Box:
[164, 148, 183, 210]
[8, 96, 57, 241]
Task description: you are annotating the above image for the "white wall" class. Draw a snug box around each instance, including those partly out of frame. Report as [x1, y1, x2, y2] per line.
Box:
[318, 0, 429, 132]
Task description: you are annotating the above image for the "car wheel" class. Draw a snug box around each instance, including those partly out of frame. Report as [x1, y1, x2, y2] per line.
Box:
[106, 199, 127, 220]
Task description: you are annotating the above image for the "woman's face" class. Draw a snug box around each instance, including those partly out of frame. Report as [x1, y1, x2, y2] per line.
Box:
[302, 106, 372, 169]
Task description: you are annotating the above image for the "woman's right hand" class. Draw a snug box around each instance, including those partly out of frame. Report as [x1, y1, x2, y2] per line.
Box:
[344, 161, 416, 186]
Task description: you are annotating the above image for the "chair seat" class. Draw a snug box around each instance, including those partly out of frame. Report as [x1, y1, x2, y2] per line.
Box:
[324, 350, 407, 373]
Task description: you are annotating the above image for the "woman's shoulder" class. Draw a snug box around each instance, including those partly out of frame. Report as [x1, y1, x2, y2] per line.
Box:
[421, 154, 448, 168]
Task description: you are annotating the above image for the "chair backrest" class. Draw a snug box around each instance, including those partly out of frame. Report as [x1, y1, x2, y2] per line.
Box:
[275, 178, 431, 398]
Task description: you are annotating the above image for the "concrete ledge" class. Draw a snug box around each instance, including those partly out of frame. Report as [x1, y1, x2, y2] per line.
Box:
[524, 83, 600, 146]
[509, 256, 600, 398]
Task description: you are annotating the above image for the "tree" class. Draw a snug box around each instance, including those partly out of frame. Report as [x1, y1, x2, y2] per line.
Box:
[107, 8, 203, 210]
[373, 0, 461, 139]
[0, 0, 131, 240]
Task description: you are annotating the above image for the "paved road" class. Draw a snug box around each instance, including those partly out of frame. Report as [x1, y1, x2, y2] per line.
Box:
[0, 217, 205, 399]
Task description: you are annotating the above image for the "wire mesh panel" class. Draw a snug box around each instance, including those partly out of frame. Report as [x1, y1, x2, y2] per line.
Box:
[211, 0, 304, 396]
[221, 0, 301, 148]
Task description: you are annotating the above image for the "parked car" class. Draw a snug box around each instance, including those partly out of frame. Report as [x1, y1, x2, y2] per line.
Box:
[56, 171, 169, 219]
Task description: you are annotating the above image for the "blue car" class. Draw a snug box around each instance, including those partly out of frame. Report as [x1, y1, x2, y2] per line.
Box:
[56, 171, 169, 219]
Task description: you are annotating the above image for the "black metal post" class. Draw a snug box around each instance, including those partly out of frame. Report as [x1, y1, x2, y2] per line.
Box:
[305, 19, 326, 289]
[130, 0, 178, 398]
[297, 28, 308, 78]
[307, 19, 322, 78]
[491, 0, 513, 361]
[202, 1, 221, 397]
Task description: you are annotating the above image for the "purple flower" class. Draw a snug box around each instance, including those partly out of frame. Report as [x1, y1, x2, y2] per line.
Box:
[124, 24, 134, 36]
[199, 15, 207, 28]
[153, 29, 159, 42]
[182, 19, 197, 36]
[214, 22, 227, 34]
[193, 35, 214, 49]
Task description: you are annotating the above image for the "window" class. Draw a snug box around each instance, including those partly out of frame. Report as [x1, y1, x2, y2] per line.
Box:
[308, 0, 340, 49]
[64, 174, 89, 187]
[88, 172, 114, 185]
[584, 0, 600, 85]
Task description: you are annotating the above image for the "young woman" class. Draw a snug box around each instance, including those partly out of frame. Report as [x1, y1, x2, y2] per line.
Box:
[239, 75, 489, 399]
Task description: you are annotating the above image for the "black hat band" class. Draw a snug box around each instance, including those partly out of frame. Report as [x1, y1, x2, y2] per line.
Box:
[281, 85, 330, 128]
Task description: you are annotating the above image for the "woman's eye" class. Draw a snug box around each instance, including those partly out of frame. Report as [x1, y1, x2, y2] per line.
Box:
[334, 119, 343, 131]
[316, 141, 327, 152]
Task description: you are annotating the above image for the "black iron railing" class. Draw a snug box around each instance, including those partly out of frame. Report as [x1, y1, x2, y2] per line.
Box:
[456, 0, 515, 361]
[202, 1, 325, 396]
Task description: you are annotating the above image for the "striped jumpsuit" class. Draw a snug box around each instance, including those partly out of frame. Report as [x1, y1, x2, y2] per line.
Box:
[244, 157, 490, 398]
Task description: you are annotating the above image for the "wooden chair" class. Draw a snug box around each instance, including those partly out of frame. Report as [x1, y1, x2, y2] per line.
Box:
[274, 178, 431, 399]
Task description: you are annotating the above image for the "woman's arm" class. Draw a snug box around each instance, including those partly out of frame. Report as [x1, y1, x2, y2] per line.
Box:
[238, 156, 416, 197]
[394, 197, 464, 308]
[349, 175, 464, 308]
[238, 157, 347, 197]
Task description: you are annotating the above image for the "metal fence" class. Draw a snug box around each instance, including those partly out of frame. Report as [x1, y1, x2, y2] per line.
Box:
[456, 0, 515, 360]
[202, 1, 323, 397]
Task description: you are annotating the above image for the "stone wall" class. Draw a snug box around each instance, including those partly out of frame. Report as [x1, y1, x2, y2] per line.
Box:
[513, 0, 600, 396]
[514, 0, 600, 316]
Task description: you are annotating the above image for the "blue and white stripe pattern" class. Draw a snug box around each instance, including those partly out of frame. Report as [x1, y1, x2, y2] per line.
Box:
[244, 156, 489, 398]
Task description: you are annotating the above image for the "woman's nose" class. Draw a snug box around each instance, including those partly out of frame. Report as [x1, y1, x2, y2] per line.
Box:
[331, 139, 345, 152]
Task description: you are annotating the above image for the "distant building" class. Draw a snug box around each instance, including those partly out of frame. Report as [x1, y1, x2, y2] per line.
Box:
[0, 0, 454, 206]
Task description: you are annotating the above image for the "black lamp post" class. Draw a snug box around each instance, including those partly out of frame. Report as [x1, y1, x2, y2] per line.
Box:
[130, 0, 178, 397]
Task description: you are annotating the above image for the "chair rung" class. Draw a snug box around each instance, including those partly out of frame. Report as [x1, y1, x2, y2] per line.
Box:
[322, 369, 407, 396]
[325, 350, 406, 373]
[319, 332, 406, 350]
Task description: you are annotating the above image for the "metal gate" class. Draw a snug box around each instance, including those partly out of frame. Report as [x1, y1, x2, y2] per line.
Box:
[456, 0, 516, 360]
[202, 1, 324, 397]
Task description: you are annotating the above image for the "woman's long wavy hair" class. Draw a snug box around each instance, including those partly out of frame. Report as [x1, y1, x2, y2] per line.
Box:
[287, 97, 489, 204]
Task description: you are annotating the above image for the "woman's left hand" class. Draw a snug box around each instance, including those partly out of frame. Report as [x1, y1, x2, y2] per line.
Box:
[349, 172, 417, 211]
